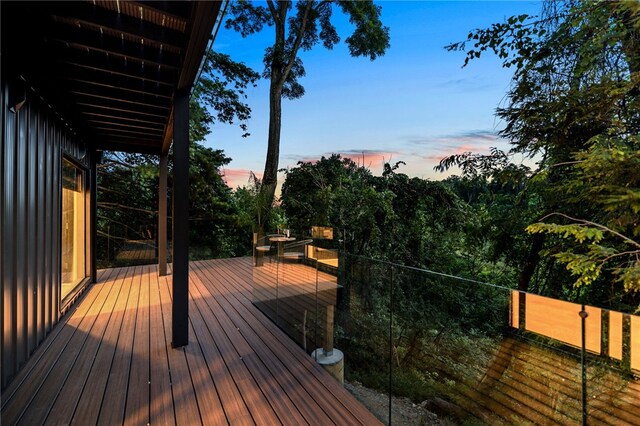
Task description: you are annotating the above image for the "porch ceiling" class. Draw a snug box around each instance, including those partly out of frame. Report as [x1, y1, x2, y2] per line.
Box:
[1, 0, 222, 155]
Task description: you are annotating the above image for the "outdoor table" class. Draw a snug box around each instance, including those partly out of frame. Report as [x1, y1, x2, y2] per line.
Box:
[269, 236, 296, 257]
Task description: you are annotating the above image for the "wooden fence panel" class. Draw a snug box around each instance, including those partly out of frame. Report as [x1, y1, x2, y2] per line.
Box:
[510, 291, 519, 328]
[632, 315, 640, 372]
[609, 311, 623, 360]
[524, 293, 601, 353]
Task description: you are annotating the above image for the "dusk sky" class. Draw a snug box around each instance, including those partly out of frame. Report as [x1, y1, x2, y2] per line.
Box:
[205, 1, 542, 189]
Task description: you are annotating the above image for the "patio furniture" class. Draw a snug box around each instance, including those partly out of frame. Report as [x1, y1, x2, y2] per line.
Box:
[282, 239, 313, 262]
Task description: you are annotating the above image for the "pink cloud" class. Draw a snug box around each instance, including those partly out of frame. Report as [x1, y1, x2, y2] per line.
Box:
[421, 144, 490, 162]
[221, 168, 262, 189]
[285, 150, 400, 174]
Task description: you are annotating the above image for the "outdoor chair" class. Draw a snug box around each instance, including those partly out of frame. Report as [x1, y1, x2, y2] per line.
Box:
[254, 234, 286, 266]
[282, 239, 313, 262]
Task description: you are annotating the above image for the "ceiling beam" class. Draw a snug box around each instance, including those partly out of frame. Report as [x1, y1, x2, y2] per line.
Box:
[80, 110, 166, 126]
[50, 38, 178, 71]
[86, 119, 164, 132]
[93, 125, 163, 137]
[68, 81, 172, 107]
[76, 101, 167, 119]
[69, 78, 172, 100]
[70, 91, 170, 112]
[132, 1, 192, 21]
[47, 24, 182, 68]
[51, 3, 185, 50]
[64, 68, 174, 97]
[56, 47, 176, 83]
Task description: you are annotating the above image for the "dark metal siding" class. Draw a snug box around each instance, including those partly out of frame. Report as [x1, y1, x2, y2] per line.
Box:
[1, 78, 91, 389]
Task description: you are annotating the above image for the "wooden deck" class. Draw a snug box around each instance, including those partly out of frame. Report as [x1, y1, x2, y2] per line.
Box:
[1, 258, 381, 425]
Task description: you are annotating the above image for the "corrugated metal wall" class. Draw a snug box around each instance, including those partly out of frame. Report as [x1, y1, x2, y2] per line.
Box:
[1, 77, 91, 389]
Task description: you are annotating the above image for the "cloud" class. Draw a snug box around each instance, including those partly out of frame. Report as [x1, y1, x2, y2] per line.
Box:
[436, 76, 495, 92]
[284, 149, 400, 172]
[407, 129, 499, 147]
[221, 168, 262, 189]
[403, 129, 507, 164]
[405, 130, 506, 161]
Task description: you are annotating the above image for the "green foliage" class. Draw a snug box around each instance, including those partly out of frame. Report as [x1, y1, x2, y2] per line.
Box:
[97, 143, 252, 267]
[187, 144, 252, 258]
[525, 136, 640, 292]
[527, 222, 604, 244]
[442, 0, 640, 307]
[190, 50, 259, 141]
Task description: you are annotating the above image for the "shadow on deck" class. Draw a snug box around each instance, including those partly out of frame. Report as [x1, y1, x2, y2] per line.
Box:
[0, 257, 381, 425]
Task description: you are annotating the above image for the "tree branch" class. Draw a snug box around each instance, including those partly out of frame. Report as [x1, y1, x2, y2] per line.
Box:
[539, 212, 640, 249]
[550, 160, 585, 168]
[278, 0, 315, 88]
[266, 0, 279, 25]
[601, 250, 640, 264]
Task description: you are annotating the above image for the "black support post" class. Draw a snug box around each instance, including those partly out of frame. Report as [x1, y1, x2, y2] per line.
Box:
[158, 153, 168, 277]
[172, 88, 189, 348]
[90, 149, 98, 283]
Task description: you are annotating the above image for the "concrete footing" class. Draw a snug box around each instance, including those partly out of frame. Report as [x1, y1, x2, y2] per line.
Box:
[311, 348, 344, 384]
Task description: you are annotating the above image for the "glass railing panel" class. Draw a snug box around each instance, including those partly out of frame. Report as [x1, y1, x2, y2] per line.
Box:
[389, 266, 516, 424]
[504, 290, 588, 425]
[250, 247, 638, 424]
[96, 205, 160, 268]
[251, 238, 279, 327]
[274, 244, 321, 351]
[338, 254, 392, 424]
[338, 256, 601, 425]
[584, 309, 640, 425]
[309, 252, 341, 378]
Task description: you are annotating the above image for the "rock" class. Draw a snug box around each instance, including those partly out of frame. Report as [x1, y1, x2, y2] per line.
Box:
[345, 381, 444, 425]
[421, 397, 466, 420]
[420, 410, 440, 426]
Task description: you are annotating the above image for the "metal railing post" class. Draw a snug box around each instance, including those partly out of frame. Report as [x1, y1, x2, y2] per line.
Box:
[579, 305, 588, 426]
[389, 265, 394, 426]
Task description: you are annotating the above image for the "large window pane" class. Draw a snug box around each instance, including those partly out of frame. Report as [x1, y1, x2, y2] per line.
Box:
[61, 159, 86, 299]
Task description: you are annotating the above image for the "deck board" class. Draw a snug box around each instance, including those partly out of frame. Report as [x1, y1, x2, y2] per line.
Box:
[46, 266, 129, 425]
[3, 257, 639, 425]
[124, 264, 152, 426]
[7, 268, 119, 425]
[157, 273, 202, 426]
[1, 268, 114, 421]
[197, 258, 376, 424]
[71, 266, 136, 426]
[148, 267, 175, 426]
[97, 265, 143, 426]
[1, 258, 382, 425]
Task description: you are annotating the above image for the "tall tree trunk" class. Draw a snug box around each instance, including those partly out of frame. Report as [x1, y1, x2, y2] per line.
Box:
[517, 233, 545, 292]
[260, 81, 282, 234]
[259, 3, 287, 235]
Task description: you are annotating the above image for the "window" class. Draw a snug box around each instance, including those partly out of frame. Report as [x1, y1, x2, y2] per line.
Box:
[61, 158, 86, 300]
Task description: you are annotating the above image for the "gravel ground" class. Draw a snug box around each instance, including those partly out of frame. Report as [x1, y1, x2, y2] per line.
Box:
[345, 381, 444, 425]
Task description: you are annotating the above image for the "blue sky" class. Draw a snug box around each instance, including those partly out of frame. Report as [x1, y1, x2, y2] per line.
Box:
[206, 1, 541, 189]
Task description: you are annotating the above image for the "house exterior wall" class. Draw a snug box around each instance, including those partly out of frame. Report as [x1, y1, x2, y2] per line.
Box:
[1, 77, 93, 389]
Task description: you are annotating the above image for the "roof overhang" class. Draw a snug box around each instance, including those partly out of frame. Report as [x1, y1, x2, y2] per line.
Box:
[1, 1, 223, 155]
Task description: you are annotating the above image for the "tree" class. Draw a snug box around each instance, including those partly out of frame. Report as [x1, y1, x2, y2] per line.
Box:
[443, 1, 640, 305]
[187, 144, 252, 259]
[225, 0, 390, 234]
[281, 154, 394, 255]
[190, 50, 260, 142]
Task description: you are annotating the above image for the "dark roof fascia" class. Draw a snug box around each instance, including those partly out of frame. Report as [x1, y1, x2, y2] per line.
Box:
[161, 1, 223, 155]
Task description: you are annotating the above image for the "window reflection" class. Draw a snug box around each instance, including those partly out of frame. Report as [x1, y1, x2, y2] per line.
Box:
[61, 159, 86, 299]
